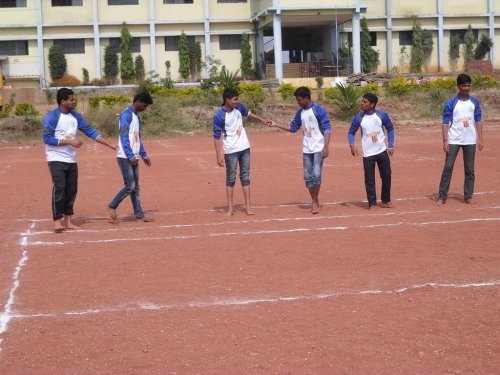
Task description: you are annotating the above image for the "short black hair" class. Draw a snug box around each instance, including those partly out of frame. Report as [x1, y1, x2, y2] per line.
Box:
[363, 92, 378, 106]
[57, 88, 74, 105]
[222, 88, 239, 106]
[293, 86, 311, 99]
[133, 91, 153, 105]
[457, 73, 472, 86]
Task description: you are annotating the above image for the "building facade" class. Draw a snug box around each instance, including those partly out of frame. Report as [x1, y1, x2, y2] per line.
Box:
[0, 0, 498, 87]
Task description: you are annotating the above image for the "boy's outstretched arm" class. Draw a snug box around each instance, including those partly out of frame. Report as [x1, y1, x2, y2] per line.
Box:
[269, 121, 292, 132]
[213, 138, 224, 167]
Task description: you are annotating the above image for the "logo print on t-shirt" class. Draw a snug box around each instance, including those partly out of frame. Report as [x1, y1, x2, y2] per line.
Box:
[462, 117, 470, 128]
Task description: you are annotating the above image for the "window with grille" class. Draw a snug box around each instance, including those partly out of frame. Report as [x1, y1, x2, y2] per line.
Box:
[109, 37, 141, 53]
[164, 0, 193, 3]
[0, 0, 27, 7]
[53, 39, 85, 54]
[219, 35, 242, 50]
[0, 40, 28, 55]
[450, 29, 478, 43]
[164, 35, 195, 51]
[217, 0, 246, 3]
[51, 0, 83, 5]
[399, 31, 413, 46]
[108, 0, 138, 5]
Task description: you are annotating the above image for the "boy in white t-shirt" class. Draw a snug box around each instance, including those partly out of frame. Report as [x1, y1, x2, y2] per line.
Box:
[437, 73, 484, 205]
[348, 93, 395, 209]
[213, 88, 272, 216]
[270, 87, 332, 214]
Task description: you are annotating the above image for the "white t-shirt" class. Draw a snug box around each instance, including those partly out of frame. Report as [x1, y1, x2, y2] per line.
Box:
[298, 108, 326, 154]
[448, 99, 478, 145]
[359, 112, 388, 157]
[45, 113, 79, 163]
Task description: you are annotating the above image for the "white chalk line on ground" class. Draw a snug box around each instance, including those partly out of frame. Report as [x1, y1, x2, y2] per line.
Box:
[5, 280, 500, 322]
[0, 224, 32, 352]
[25, 216, 500, 247]
[15, 191, 498, 222]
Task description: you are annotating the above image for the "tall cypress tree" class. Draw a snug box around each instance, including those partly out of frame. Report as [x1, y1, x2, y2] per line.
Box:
[48, 44, 67, 81]
[104, 44, 119, 84]
[134, 55, 145, 82]
[178, 32, 191, 80]
[410, 18, 424, 73]
[240, 33, 252, 80]
[120, 22, 135, 83]
[360, 17, 379, 73]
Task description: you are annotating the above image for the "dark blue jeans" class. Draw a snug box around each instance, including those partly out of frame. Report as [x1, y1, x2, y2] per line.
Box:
[363, 150, 392, 207]
[225, 148, 251, 187]
[438, 144, 476, 200]
[109, 157, 144, 219]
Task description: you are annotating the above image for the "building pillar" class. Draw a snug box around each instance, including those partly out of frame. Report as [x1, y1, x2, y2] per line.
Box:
[149, 0, 157, 75]
[92, 0, 101, 79]
[385, 0, 393, 72]
[255, 25, 265, 79]
[272, 14, 283, 82]
[35, 0, 45, 88]
[437, 0, 444, 72]
[203, 0, 211, 78]
[352, 1, 361, 74]
[488, 0, 495, 62]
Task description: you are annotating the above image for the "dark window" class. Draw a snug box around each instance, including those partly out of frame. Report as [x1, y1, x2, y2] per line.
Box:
[217, 0, 246, 2]
[219, 34, 242, 50]
[0, 40, 29, 55]
[164, 35, 195, 51]
[53, 39, 85, 54]
[0, 0, 27, 7]
[399, 31, 413, 46]
[369, 32, 377, 46]
[164, 0, 193, 3]
[108, 0, 138, 5]
[109, 37, 141, 53]
[450, 29, 479, 43]
[51, 0, 83, 5]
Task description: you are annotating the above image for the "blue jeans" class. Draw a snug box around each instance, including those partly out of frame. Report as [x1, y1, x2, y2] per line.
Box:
[225, 148, 251, 187]
[109, 157, 144, 219]
[438, 144, 476, 200]
[303, 152, 323, 188]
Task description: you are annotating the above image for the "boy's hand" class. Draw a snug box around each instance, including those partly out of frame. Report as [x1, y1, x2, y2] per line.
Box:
[349, 144, 358, 156]
[217, 157, 224, 167]
[130, 158, 139, 167]
[143, 157, 152, 166]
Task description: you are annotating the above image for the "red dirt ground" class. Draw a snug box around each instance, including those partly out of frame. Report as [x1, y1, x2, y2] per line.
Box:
[0, 122, 499, 375]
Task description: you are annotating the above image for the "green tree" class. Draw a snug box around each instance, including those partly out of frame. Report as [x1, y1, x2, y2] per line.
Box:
[449, 34, 461, 71]
[48, 44, 67, 81]
[134, 55, 145, 82]
[474, 34, 493, 60]
[360, 17, 380, 73]
[188, 40, 202, 81]
[178, 32, 191, 80]
[103, 44, 119, 84]
[82, 68, 90, 84]
[240, 33, 252, 80]
[464, 24, 476, 63]
[422, 29, 434, 59]
[410, 18, 424, 73]
[120, 22, 135, 83]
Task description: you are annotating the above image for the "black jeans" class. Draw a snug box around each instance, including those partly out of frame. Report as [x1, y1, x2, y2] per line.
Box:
[438, 144, 476, 200]
[363, 150, 392, 207]
[48, 161, 78, 221]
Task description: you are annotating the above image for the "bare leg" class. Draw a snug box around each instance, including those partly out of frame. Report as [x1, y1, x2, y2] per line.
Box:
[242, 185, 254, 215]
[226, 186, 234, 216]
[308, 185, 321, 214]
[54, 219, 65, 233]
[63, 215, 78, 229]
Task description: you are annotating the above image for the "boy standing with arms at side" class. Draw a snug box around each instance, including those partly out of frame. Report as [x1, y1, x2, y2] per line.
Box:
[437, 73, 484, 205]
[348, 93, 395, 209]
[107, 91, 154, 221]
[270, 86, 331, 214]
[213, 88, 272, 216]
[43, 87, 116, 232]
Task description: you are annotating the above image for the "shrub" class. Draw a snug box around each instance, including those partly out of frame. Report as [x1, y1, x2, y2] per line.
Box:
[48, 44, 67, 81]
[315, 77, 324, 89]
[385, 76, 418, 97]
[239, 83, 266, 113]
[278, 82, 297, 101]
[474, 34, 493, 60]
[471, 74, 498, 89]
[88, 95, 129, 109]
[328, 82, 362, 120]
[82, 68, 90, 84]
[53, 74, 82, 87]
[359, 82, 380, 94]
[14, 103, 39, 117]
[90, 78, 106, 86]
